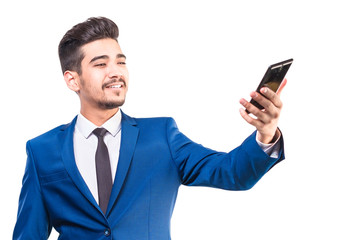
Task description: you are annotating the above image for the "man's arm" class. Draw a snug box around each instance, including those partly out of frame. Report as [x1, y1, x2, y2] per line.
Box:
[166, 80, 286, 190]
[166, 118, 284, 190]
[13, 141, 51, 240]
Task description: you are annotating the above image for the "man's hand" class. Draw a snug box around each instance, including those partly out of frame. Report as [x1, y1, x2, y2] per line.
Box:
[239, 79, 287, 144]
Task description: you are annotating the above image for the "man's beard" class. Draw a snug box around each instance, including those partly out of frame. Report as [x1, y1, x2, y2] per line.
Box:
[80, 77, 127, 109]
[98, 83, 126, 109]
[98, 98, 125, 109]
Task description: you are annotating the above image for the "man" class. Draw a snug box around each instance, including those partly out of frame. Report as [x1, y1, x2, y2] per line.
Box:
[13, 17, 286, 239]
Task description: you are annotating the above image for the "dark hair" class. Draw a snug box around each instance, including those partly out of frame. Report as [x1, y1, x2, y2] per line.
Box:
[58, 17, 119, 75]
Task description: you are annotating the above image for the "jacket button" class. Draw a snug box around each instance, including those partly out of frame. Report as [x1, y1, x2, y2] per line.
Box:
[104, 229, 111, 237]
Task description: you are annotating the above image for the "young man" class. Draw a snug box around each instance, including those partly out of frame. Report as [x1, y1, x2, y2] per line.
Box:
[13, 17, 286, 239]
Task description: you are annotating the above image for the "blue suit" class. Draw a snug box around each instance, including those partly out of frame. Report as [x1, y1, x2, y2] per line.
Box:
[13, 112, 284, 239]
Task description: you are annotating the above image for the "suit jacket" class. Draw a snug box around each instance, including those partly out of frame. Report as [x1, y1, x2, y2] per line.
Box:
[13, 112, 284, 240]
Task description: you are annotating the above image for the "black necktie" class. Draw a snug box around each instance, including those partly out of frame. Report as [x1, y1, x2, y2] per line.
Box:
[92, 128, 112, 214]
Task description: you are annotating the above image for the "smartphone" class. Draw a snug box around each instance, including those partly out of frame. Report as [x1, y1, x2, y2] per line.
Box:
[246, 58, 293, 113]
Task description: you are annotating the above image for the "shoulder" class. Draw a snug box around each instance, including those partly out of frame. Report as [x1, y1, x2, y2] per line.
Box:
[121, 112, 180, 138]
[135, 117, 175, 126]
[121, 111, 176, 128]
[134, 117, 178, 134]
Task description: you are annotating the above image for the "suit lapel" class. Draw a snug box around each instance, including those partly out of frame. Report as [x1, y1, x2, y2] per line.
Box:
[59, 117, 101, 212]
[106, 112, 139, 215]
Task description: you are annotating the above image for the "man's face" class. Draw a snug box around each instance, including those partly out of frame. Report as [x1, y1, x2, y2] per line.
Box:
[77, 38, 129, 110]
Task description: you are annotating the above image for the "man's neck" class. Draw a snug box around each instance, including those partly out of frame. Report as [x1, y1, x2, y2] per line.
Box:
[80, 107, 119, 127]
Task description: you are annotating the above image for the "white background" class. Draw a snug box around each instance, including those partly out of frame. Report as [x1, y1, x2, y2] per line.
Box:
[1, 0, 359, 239]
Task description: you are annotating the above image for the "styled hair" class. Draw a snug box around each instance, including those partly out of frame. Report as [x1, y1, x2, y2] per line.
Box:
[58, 17, 119, 75]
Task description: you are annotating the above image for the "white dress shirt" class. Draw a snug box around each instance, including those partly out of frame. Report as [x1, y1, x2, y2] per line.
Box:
[256, 134, 281, 158]
[74, 109, 122, 204]
[73, 109, 280, 203]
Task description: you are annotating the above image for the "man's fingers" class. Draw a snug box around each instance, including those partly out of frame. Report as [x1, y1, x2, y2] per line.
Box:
[259, 87, 283, 109]
[239, 98, 270, 124]
[239, 108, 264, 129]
[240, 78, 286, 143]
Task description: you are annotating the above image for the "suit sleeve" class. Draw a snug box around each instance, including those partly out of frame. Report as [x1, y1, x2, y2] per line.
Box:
[13, 141, 51, 240]
[166, 118, 285, 190]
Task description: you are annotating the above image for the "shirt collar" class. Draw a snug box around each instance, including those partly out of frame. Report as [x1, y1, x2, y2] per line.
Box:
[75, 109, 122, 138]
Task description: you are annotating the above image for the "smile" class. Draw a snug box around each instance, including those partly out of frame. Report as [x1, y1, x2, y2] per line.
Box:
[108, 85, 122, 88]
[103, 80, 126, 90]
[105, 82, 125, 89]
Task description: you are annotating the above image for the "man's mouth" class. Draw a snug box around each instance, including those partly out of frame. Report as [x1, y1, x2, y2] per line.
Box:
[107, 84, 123, 89]
[103, 80, 126, 90]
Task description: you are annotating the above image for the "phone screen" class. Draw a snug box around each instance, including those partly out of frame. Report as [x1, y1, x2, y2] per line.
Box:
[247, 59, 293, 113]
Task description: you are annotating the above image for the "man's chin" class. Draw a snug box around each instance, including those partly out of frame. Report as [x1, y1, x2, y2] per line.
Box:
[99, 100, 125, 109]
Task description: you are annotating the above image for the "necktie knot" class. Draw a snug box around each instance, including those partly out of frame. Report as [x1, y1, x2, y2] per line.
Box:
[93, 128, 108, 138]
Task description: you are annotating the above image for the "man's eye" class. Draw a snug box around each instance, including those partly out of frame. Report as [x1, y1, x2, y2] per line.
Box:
[95, 63, 106, 67]
[118, 62, 126, 65]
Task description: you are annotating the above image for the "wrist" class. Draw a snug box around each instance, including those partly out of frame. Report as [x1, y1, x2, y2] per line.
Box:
[257, 128, 281, 144]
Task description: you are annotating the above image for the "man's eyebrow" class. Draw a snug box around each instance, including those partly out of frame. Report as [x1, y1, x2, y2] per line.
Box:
[117, 54, 126, 59]
[89, 54, 126, 64]
[89, 55, 109, 63]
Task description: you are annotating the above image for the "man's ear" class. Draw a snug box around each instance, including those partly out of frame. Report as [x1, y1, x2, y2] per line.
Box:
[64, 71, 80, 93]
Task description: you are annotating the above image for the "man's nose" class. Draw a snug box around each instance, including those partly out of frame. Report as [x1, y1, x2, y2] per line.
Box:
[108, 63, 123, 79]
